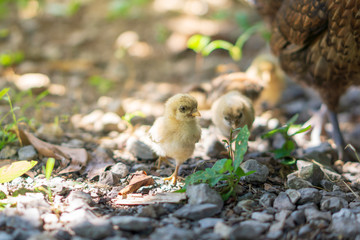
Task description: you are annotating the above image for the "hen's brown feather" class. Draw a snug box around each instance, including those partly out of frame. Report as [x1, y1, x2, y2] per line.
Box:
[254, 0, 360, 111]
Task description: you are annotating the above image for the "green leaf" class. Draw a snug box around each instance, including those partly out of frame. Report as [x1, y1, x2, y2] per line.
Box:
[0, 190, 6, 200]
[273, 140, 295, 159]
[0, 88, 9, 100]
[229, 46, 242, 61]
[45, 158, 55, 180]
[234, 125, 250, 171]
[0, 160, 38, 183]
[201, 40, 233, 56]
[221, 186, 234, 201]
[212, 158, 233, 174]
[187, 34, 211, 53]
[290, 125, 312, 136]
[280, 158, 297, 165]
[261, 126, 287, 139]
[287, 114, 299, 126]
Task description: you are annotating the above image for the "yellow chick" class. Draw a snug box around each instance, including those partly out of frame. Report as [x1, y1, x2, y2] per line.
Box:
[246, 54, 286, 109]
[211, 91, 254, 139]
[149, 93, 201, 184]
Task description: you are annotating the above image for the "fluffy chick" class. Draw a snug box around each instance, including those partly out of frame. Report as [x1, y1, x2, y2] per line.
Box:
[246, 54, 286, 109]
[211, 91, 255, 139]
[149, 93, 201, 184]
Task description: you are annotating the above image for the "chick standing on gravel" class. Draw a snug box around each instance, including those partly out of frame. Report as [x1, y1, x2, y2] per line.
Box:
[211, 91, 254, 139]
[149, 93, 201, 185]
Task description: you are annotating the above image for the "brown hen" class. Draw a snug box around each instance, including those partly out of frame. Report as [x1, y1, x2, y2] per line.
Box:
[252, 0, 360, 161]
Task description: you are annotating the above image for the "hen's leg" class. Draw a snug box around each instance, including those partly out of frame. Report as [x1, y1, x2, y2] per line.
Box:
[304, 104, 327, 146]
[328, 110, 357, 162]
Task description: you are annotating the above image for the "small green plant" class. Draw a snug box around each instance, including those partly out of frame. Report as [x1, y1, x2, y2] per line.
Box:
[179, 126, 255, 201]
[187, 22, 268, 64]
[0, 88, 23, 149]
[121, 111, 145, 124]
[89, 75, 114, 94]
[40, 157, 56, 202]
[0, 51, 24, 67]
[262, 114, 311, 164]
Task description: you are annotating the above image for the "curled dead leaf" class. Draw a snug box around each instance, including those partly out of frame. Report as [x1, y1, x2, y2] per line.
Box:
[19, 129, 88, 174]
[118, 171, 154, 196]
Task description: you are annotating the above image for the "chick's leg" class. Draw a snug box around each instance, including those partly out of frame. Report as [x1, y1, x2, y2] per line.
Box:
[163, 164, 180, 185]
[156, 156, 175, 169]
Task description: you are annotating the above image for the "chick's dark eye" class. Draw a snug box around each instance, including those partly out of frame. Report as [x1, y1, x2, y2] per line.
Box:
[179, 106, 186, 112]
[238, 112, 243, 118]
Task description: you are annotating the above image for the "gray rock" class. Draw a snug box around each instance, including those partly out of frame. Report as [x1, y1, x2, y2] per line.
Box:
[320, 197, 348, 213]
[60, 209, 96, 224]
[275, 210, 291, 222]
[240, 159, 269, 183]
[259, 193, 276, 208]
[304, 208, 331, 222]
[150, 226, 194, 240]
[0, 232, 13, 240]
[18, 145, 37, 160]
[28, 233, 57, 240]
[297, 160, 324, 186]
[6, 215, 38, 230]
[22, 208, 42, 229]
[66, 191, 93, 205]
[273, 192, 295, 211]
[266, 229, 283, 239]
[287, 174, 313, 189]
[251, 212, 274, 222]
[110, 162, 129, 178]
[289, 210, 306, 225]
[173, 204, 221, 220]
[12, 229, 41, 240]
[111, 216, 153, 232]
[297, 202, 318, 210]
[298, 188, 321, 204]
[331, 208, 360, 238]
[126, 137, 156, 160]
[286, 189, 301, 204]
[186, 184, 223, 209]
[214, 221, 232, 239]
[320, 180, 335, 191]
[137, 204, 167, 218]
[198, 218, 223, 229]
[230, 220, 270, 240]
[0, 145, 17, 159]
[298, 224, 313, 237]
[71, 218, 113, 239]
[99, 171, 120, 185]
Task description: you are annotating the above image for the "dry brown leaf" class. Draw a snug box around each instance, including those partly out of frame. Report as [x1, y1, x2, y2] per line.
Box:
[83, 148, 115, 179]
[19, 129, 88, 174]
[118, 171, 154, 195]
[114, 192, 186, 205]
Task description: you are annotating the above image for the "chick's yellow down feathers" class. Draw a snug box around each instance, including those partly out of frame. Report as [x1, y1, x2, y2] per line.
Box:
[211, 91, 255, 139]
[149, 93, 201, 184]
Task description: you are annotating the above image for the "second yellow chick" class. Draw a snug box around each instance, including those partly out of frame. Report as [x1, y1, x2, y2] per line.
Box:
[211, 91, 255, 139]
[149, 93, 201, 184]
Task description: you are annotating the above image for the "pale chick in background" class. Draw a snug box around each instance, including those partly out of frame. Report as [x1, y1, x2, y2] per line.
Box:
[211, 91, 255, 139]
[149, 93, 201, 185]
[246, 54, 286, 109]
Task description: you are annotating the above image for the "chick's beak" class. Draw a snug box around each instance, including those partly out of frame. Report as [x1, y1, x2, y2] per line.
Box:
[192, 110, 201, 117]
